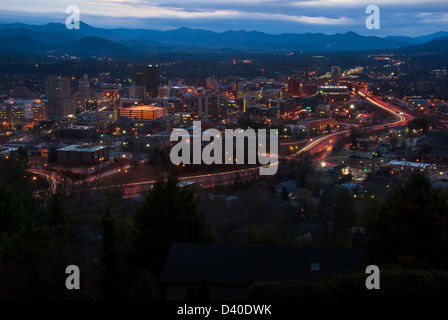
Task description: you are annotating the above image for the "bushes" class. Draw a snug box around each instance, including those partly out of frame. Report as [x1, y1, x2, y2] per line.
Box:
[246, 269, 448, 300]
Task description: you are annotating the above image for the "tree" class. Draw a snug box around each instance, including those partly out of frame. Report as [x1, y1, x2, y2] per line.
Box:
[331, 137, 347, 155]
[333, 188, 355, 238]
[280, 187, 289, 200]
[0, 183, 21, 233]
[129, 173, 217, 277]
[389, 135, 399, 150]
[129, 270, 161, 300]
[100, 209, 122, 299]
[408, 117, 429, 134]
[364, 172, 448, 269]
[243, 224, 294, 247]
[349, 128, 359, 150]
[295, 152, 315, 187]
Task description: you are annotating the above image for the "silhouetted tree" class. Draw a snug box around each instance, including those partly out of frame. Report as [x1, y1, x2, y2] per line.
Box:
[100, 209, 122, 299]
[333, 188, 355, 238]
[129, 270, 161, 300]
[350, 128, 359, 150]
[295, 152, 315, 187]
[364, 172, 448, 269]
[129, 173, 217, 278]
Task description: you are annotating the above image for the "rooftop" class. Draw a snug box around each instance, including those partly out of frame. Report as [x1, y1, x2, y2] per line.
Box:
[318, 85, 348, 89]
[58, 144, 108, 152]
[119, 105, 164, 111]
[389, 160, 430, 168]
[161, 243, 363, 285]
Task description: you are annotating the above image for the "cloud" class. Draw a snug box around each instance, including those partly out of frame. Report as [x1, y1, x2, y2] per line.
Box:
[289, 0, 448, 7]
[0, 0, 446, 36]
[0, 0, 357, 25]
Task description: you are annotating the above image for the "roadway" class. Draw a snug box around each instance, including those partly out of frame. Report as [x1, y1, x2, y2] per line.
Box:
[291, 90, 413, 163]
[28, 168, 58, 193]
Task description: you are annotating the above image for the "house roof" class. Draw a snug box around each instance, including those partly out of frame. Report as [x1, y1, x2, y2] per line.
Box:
[160, 243, 363, 285]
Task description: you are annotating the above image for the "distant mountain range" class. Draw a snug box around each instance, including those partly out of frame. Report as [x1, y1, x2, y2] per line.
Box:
[0, 22, 447, 57]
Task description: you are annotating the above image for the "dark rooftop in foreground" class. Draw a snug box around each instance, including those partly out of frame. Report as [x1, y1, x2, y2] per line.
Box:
[161, 243, 363, 285]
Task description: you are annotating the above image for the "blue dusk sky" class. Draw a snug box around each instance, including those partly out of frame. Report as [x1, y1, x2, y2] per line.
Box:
[0, 0, 447, 36]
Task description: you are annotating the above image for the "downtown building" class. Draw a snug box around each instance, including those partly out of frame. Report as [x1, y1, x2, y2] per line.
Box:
[298, 117, 337, 134]
[78, 74, 91, 103]
[113, 105, 165, 121]
[57, 144, 109, 166]
[0, 99, 48, 127]
[44, 77, 76, 121]
[318, 85, 350, 103]
[191, 93, 229, 119]
[331, 66, 341, 85]
[135, 64, 159, 98]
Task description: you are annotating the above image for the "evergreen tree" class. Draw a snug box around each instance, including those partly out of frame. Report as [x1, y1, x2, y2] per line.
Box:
[364, 172, 448, 269]
[280, 187, 289, 200]
[350, 129, 359, 150]
[333, 188, 355, 238]
[129, 173, 217, 277]
[129, 270, 161, 300]
[100, 208, 122, 299]
[295, 152, 315, 187]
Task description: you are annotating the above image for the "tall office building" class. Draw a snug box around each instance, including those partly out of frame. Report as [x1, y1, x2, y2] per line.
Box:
[0, 100, 24, 126]
[331, 66, 341, 85]
[44, 77, 75, 121]
[32, 99, 48, 121]
[135, 64, 159, 98]
[288, 77, 301, 96]
[78, 74, 90, 103]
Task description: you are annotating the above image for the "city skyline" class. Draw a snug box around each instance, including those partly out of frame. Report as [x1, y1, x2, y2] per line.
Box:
[0, 0, 447, 37]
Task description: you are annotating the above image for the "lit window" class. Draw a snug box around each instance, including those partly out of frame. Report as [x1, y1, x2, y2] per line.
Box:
[310, 262, 321, 272]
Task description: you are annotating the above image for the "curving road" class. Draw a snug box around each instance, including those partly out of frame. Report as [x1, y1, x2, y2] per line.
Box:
[292, 89, 413, 161]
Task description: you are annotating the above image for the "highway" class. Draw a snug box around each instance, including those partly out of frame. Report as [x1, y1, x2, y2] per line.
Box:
[291, 90, 413, 163]
[357, 90, 412, 128]
[28, 168, 58, 193]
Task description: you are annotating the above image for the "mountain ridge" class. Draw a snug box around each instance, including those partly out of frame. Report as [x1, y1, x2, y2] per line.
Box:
[0, 22, 447, 56]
